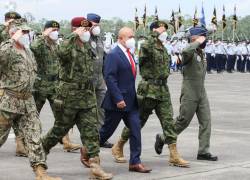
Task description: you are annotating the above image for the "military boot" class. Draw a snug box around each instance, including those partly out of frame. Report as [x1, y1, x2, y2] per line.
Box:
[168, 143, 190, 168]
[111, 138, 127, 163]
[16, 137, 28, 157]
[62, 133, 81, 152]
[89, 156, 113, 180]
[80, 146, 90, 168]
[33, 165, 62, 180]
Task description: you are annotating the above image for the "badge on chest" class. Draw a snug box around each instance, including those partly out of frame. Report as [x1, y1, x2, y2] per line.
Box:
[197, 55, 202, 62]
[91, 41, 97, 49]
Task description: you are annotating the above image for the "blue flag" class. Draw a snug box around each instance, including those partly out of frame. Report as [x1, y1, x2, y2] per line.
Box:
[200, 4, 206, 26]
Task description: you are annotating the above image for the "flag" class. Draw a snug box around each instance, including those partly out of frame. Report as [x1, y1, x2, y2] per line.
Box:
[170, 10, 177, 33]
[222, 5, 226, 30]
[200, 2, 206, 26]
[154, 6, 159, 21]
[135, 8, 140, 30]
[178, 5, 183, 29]
[142, 4, 147, 27]
[211, 7, 217, 27]
[233, 5, 237, 30]
[193, 7, 199, 27]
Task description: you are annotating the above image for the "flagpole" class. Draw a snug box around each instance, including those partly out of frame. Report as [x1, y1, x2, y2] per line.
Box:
[233, 28, 235, 43]
[222, 30, 224, 41]
[213, 28, 215, 43]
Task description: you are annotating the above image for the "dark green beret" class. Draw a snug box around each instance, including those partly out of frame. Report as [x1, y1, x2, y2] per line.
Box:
[5, 11, 21, 20]
[44, 20, 60, 29]
[150, 21, 168, 31]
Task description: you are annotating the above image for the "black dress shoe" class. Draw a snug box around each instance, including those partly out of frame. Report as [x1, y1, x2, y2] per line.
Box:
[100, 141, 113, 148]
[154, 134, 164, 155]
[197, 153, 218, 161]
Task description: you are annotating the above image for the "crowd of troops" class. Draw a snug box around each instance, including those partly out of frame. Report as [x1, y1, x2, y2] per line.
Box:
[0, 11, 218, 180]
[205, 40, 250, 73]
[151, 37, 250, 74]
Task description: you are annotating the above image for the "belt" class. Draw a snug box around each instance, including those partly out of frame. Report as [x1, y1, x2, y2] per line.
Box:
[47, 75, 58, 81]
[38, 75, 58, 81]
[145, 79, 167, 86]
[0, 89, 32, 100]
[60, 80, 93, 90]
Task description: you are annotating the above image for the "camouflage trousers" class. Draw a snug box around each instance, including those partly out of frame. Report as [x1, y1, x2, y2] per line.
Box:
[121, 96, 177, 144]
[0, 110, 47, 168]
[42, 106, 100, 158]
[33, 91, 56, 114]
[93, 75, 106, 130]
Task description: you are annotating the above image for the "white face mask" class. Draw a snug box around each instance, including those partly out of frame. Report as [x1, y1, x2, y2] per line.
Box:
[18, 34, 31, 48]
[92, 26, 101, 36]
[125, 38, 136, 50]
[9, 27, 18, 35]
[80, 31, 91, 42]
[158, 32, 168, 43]
[49, 31, 59, 41]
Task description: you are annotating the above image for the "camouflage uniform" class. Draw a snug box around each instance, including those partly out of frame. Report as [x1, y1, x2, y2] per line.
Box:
[89, 35, 106, 129]
[0, 24, 9, 43]
[30, 35, 59, 114]
[0, 40, 47, 168]
[0, 24, 23, 141]
[120, 31, 177, 144]
[42, 33, 100, 158]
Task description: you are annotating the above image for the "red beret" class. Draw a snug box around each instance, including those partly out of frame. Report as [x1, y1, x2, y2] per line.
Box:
[71, 17, 92, 27]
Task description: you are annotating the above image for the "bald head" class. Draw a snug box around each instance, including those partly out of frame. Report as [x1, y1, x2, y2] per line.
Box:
[118, 27, 134, 48]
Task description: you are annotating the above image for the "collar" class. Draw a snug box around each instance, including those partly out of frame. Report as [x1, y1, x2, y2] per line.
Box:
[117, 42, 128, 53]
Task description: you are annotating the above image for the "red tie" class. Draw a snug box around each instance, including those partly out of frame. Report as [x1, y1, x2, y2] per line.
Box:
[126, 49, 136, 78]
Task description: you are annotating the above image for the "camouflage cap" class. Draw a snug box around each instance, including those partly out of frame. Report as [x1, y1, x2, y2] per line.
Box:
[9, 19, 31, 31]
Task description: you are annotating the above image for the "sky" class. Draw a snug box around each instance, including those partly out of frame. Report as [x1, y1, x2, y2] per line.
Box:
[0, 0, 249, 23]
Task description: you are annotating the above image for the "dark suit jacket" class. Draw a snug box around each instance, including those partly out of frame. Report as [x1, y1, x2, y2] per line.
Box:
[101, 45, 138, 112]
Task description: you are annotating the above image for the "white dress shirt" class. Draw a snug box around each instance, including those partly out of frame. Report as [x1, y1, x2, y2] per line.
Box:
[117, 43, 133, 65]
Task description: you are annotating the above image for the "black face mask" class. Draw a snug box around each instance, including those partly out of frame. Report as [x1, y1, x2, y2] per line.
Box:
[200, 40, 208, 49]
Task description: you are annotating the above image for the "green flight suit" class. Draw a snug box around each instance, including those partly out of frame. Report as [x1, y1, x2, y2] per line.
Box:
[162, 41, 212, 154]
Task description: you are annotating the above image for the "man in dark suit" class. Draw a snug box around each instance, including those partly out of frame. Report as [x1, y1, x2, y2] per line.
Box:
[100, 27, 151, 173]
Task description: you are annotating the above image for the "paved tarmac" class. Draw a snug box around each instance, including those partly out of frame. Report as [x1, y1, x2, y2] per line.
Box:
[1, 72, 250, 180]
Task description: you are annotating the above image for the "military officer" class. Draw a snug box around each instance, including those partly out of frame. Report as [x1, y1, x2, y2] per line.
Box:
[246, 41, 250, 72]
[41, 17, 112, 180]
[155, 26, 218, 161]
[111, 21, 189, 167]
[86, 13, 113, 148]
[214, 39, 226, 73]
[226, 41, 237, 73]
[205, 39, 214, 73]
[0, 20, 61, 180]
[236, 41, 242, 72]
[241, 41, 248, 73]
[0, 12, 27, 157]
[31, 20, 81, 153]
